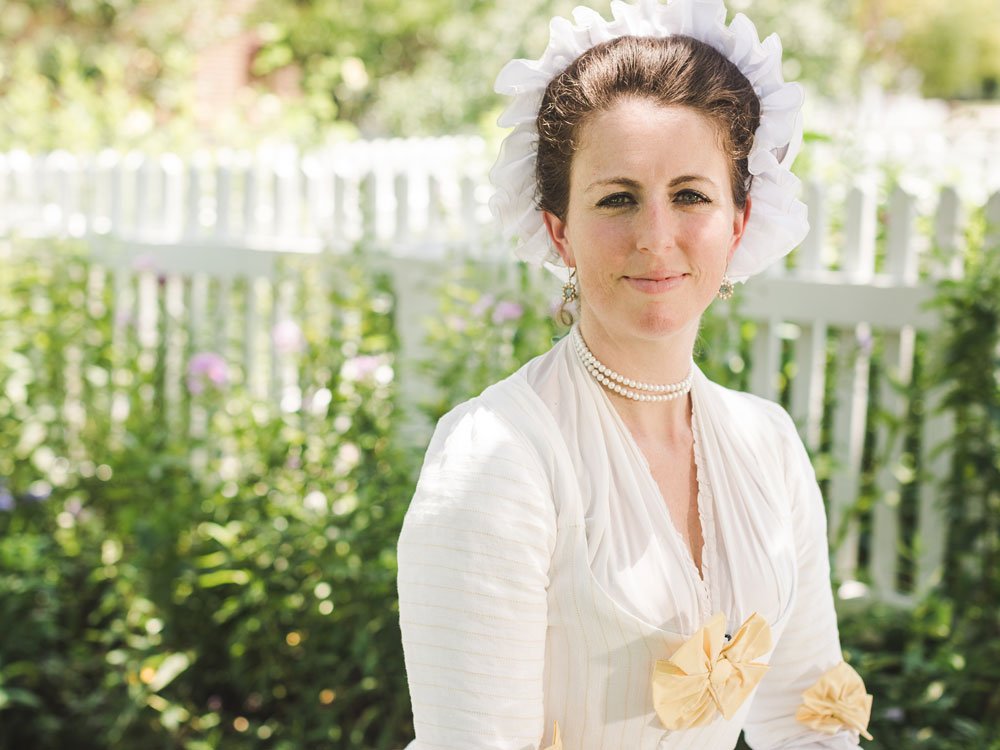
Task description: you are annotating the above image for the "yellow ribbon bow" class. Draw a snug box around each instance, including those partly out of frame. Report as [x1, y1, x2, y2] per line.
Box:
[796, 661, 874, 741]
[541, 720, 562, 750]
[652, 612, 772, 730]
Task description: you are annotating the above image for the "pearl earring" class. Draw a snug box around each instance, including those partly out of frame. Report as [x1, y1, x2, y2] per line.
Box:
[717, 274, 735, 300]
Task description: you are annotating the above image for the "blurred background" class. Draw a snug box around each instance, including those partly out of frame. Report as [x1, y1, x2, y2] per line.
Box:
[1, 1, 998, 748]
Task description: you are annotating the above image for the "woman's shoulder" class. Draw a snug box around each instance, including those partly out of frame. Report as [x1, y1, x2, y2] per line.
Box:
[429, 341, 565, 454]
[424, 351, 561, 473]
[407, 358, 560, 531]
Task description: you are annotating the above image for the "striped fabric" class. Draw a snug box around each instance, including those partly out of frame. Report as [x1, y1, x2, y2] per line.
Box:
[398, 336, 862, 750]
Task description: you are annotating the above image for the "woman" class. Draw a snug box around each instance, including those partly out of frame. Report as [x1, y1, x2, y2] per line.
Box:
[397, 1, 873, 748]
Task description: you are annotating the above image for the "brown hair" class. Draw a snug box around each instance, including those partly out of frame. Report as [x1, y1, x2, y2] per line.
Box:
[535, 34, 760, 219]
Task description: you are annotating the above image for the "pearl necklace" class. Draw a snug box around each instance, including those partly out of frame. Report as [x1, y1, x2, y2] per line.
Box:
[572, 327, 692, 402]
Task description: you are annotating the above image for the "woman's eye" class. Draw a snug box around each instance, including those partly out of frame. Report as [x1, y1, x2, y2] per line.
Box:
[596, 193, 634, 208]
[675, 190, 710, 204]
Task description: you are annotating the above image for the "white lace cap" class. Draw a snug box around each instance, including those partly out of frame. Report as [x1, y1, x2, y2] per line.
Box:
[488, 0, 809, 283]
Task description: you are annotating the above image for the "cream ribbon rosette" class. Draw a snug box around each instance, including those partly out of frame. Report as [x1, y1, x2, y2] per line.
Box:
[652, 612, 772, 729]
[796, 661, 874, 741]
[489, 0, 809, 284]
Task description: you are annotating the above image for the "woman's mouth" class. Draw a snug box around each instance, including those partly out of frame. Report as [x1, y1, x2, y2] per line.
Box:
[623, 274, 687, 294]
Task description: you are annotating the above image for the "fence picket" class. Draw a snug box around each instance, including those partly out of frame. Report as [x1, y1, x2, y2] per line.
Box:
[275, 152, 301, 239]
[789, 320, 828, 452]
[871, 327, 915, 601]
[843, 184, 877, 280]
[828, 325, 872, 583]
[2, 142, 995, 606]
[798, 179, 826, 274]
[932, 187, 964, 279]
[916, 387, 951, 595]
[750, 317, 782, 401]
[886, 187, 918, 283]
[303, 154, 328, 240]
[216, 157, 232, 240]
[395, 172, 410, 241]
[184, 156, 202, 240]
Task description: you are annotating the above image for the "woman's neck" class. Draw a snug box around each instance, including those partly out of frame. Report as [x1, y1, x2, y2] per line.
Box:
[576, 316, 697, 443]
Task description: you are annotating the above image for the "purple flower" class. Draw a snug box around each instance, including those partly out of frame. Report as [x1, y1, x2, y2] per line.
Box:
[0, 486, 13, 511]
[132, 253, 158, 273]
[491, 300, 523, 324]
[187, 351, 229, 395]
[132, 252, 168, 286]
[856, 329, 874, 357]
[114, 308, 134, 331]
[25, 482, 51, 503]
[883, 707, 905, 722]
[470, 293, 495, 318]
[272, 319, 306, 355]
[340, 355, 381, 383]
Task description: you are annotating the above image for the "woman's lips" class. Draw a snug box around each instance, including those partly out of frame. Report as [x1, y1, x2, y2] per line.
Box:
[624, 274, 687, 294]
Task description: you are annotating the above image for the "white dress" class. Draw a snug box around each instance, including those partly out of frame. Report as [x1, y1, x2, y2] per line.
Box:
[397, 333, 862, 750]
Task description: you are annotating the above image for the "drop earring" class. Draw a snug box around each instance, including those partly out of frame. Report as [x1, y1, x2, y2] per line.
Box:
[558, 268, 579, 326]
[717, 274, 734, 300]
[561, 268, 578, 304]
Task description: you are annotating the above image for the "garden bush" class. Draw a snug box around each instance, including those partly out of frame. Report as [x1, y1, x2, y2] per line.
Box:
[0, 241, 415, 748]
[2, 220, 998, 748]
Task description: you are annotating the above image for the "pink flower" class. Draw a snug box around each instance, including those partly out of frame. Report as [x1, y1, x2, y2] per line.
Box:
[272, 319, 305, 355]
[131, 253, 158, 273]
[491, 300, 523, 324]
[856, 329, 874, 356]
[470, 293, 496, 318]
[446, 315, 467, 333]
[340, 355, 381, 383]
[132, 252, 167, 286]
[187, 351, 228, 395]
[114, 308, 134, 331]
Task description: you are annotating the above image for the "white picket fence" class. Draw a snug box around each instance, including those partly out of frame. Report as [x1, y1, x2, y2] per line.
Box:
[4, 138, 998, 609]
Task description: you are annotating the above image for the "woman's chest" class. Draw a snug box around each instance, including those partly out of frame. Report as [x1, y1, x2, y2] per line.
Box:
[641, 439, 703, 576]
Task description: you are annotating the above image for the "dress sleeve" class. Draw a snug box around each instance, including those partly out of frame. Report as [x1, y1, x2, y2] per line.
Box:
[742, 409, 865, 749]
[397, 401, 557, 750]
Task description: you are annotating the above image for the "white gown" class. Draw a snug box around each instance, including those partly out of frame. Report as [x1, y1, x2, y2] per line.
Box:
[397, 332, 862, 750]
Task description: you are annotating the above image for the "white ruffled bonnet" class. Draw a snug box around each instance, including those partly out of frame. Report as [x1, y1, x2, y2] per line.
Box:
[488, 0, 809, 283]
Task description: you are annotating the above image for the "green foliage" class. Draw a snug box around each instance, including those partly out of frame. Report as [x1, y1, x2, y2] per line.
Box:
[417, 261, 562, 420]
[0, 240, 414, 749]
[854, 0, 1000, 99]
[417, 258, 752, 420]
[2, 0, 996, 149]
[2, 221, 999, 747]
[830, 205, 1000, 748]
[0, 0, 202, 151]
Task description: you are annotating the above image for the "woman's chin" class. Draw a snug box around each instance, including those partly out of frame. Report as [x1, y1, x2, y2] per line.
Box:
[622, 311, 702, 342]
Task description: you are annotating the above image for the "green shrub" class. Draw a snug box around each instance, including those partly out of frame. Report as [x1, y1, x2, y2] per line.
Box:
[0, 241, 414, 749]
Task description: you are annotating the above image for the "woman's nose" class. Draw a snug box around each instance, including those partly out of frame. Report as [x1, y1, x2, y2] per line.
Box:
[636, 203, 676, 254]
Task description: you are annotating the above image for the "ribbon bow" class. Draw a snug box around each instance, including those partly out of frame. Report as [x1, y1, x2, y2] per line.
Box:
[652, 612, 772, 730]
[796, 661, 874, 740]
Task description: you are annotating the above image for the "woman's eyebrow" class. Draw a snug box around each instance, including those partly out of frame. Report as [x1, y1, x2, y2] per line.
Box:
[585, 175, 717, 192]
[585, 177, 642, 193]
[669, 174, 715, 187]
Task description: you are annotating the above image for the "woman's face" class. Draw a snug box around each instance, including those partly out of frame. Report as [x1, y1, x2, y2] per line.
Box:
[544, 98, 749, 352]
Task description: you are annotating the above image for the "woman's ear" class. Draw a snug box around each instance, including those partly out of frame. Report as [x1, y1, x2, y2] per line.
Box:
[543, 210, 575, 267]
[727, 197, 752, 265]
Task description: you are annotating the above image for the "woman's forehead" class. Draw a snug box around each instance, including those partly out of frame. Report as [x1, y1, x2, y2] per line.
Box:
[572, 100, 730, 186]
